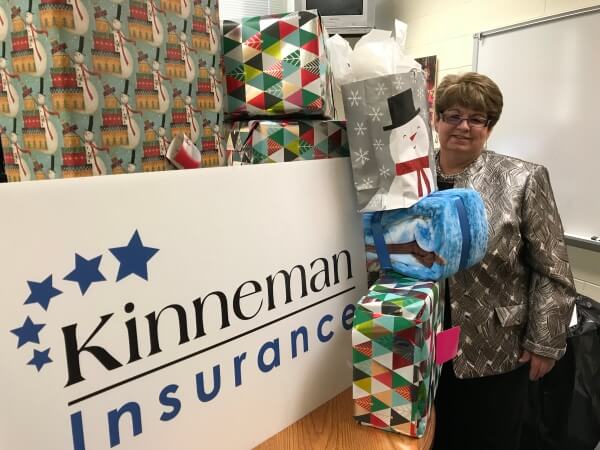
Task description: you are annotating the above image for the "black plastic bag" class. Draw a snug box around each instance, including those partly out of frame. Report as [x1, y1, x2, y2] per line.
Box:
[567, 295, 600, 450]
[520, 294, 600, 450]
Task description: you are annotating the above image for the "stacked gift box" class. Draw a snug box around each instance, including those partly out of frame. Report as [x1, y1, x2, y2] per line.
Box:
[170, 92, 191, 138]
[100, 85, 129, 147]
[135, 53, 160, 110]
[10, 8, 37, 74]
[142, 120, 170, 172]
[21, 88, 48, 152]
[61, 123, 93, 178]
[200, 119, 219, 167]
[196, 59, 215, 110]
[91, 8, 122, 75]
[39, 0, 75, 30]
[191, 0, 210, 51]
[50, 42, 86, 112]
[165, 23, 186, 80]
[162, 0, 182, 16]
[128, 0, 154, 42]
[222, 10, 350, 167]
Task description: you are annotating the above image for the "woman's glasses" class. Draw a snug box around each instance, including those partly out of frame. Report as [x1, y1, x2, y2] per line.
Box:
[441, 112, 491, 128]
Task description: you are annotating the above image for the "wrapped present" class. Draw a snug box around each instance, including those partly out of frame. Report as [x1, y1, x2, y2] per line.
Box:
[40, 3, 75, 29]
[23, 111, 42, 128]
[166, 43, 182, 61]
[0, 94, 9, 115]
[222, 10, 334, 119]
[226, 120, 348, 165]
[91, 50, 122, 75]
[11, 31, 30, 52]
[11, 49, 37, 73]
[23, 129, 48, 151]
[363, 188, 488, 281]
[352, 273, 443, 438]
[93, 33, 116, 53]
[136, 73, 155, 91]
[143, 141, 161, 158]
[50, 68, 79, 89]
[102, 109, 125, 127]
[171, 108, 188, 124]
[129, 1, 149, 21]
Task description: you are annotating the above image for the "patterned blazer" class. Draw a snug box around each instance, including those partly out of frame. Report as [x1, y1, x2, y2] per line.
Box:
[444, 150, 576, 379]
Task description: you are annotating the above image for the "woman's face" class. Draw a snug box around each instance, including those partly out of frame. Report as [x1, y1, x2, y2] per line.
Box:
[434, 105, 493, 160]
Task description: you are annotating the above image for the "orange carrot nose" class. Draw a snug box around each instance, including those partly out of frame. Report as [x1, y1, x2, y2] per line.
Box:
[410, 132, 417, 141]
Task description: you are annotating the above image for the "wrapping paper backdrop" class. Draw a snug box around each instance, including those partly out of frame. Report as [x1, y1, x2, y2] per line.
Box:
[0, 0, 223, 181]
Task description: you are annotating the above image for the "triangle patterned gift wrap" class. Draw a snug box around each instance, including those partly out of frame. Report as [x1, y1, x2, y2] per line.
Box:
[225, 119, 348, 165]
[352, 273, 443, 438]
[222, 10, 334, 119]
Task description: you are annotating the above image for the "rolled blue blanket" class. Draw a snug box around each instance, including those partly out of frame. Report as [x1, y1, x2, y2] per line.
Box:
[363, 188, 488, 280]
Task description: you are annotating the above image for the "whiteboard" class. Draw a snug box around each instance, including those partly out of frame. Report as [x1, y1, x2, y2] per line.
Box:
[474, 7, 600, 251]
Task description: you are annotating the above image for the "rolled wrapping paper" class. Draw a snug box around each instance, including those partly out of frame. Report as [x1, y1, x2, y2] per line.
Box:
[166, 134, 202, 169]
[363, 188, 489, 281]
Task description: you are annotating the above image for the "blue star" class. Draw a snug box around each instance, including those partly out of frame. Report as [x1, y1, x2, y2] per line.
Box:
[64, 253, 107, 295]
[109, 230, 159, 282]
[28, 348, 53, 372]
[24, 275, 63, 311]
[10, 316, 45, 348]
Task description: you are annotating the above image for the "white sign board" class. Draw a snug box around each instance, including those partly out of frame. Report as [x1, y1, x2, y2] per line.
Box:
[0, 159, 368, 450]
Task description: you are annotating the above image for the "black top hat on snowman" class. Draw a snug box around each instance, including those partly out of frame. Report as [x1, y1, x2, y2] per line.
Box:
[382, 89, 420, 131]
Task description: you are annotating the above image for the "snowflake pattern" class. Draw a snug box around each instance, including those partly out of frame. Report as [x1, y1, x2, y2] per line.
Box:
[417, 88, 425, 101]
[347, 90, 362, 107]
[356, 177, 374, 190]
[354, 148, 370, 166]
[393, 75, 406, 91]
[379, 166, 392, 178]
[373, 139, 384, 152]
[368, 106, 383, 122]
[375, 82, 388, 97]
[354, 122, 367, 136]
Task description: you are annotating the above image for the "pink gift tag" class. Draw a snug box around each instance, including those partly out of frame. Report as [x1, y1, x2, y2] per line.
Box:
[435, 326, 461, 365]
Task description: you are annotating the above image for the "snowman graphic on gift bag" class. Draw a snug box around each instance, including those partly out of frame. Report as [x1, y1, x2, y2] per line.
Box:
[382, 89, 433, 207]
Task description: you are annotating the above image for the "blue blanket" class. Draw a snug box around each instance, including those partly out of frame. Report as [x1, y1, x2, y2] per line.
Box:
[363, 188, 488, 280]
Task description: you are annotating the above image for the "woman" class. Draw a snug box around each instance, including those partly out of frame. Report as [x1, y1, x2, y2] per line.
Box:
[431, 72, 575, 450]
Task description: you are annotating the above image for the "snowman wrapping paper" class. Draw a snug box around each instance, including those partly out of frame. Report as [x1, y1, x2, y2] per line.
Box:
[0, 0, 223, 182]
[342, 70, 437, 212]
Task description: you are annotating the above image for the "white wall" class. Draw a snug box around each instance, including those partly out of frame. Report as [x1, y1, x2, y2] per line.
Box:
[395, 0, 600, 77]
[391, 0, 600, 300]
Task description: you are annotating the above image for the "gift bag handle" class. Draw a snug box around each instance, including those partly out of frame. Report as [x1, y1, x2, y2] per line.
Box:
[453, 196, 471, 270]
[371, 211, 392, 271]
[235, 120, 260, 164]
[316, 10, 337, 119]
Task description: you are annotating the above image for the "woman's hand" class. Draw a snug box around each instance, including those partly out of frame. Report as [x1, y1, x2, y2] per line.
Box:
[519, 350, 555, 381]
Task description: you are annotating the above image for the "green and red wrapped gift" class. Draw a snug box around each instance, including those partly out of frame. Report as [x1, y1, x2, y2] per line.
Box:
[222, 10, 333, 119]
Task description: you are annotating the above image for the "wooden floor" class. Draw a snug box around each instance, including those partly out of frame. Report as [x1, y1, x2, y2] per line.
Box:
[255, 388, 435, 450]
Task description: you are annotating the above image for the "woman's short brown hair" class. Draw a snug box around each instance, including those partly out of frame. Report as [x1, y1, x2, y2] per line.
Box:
[435, 72, 503, 127]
